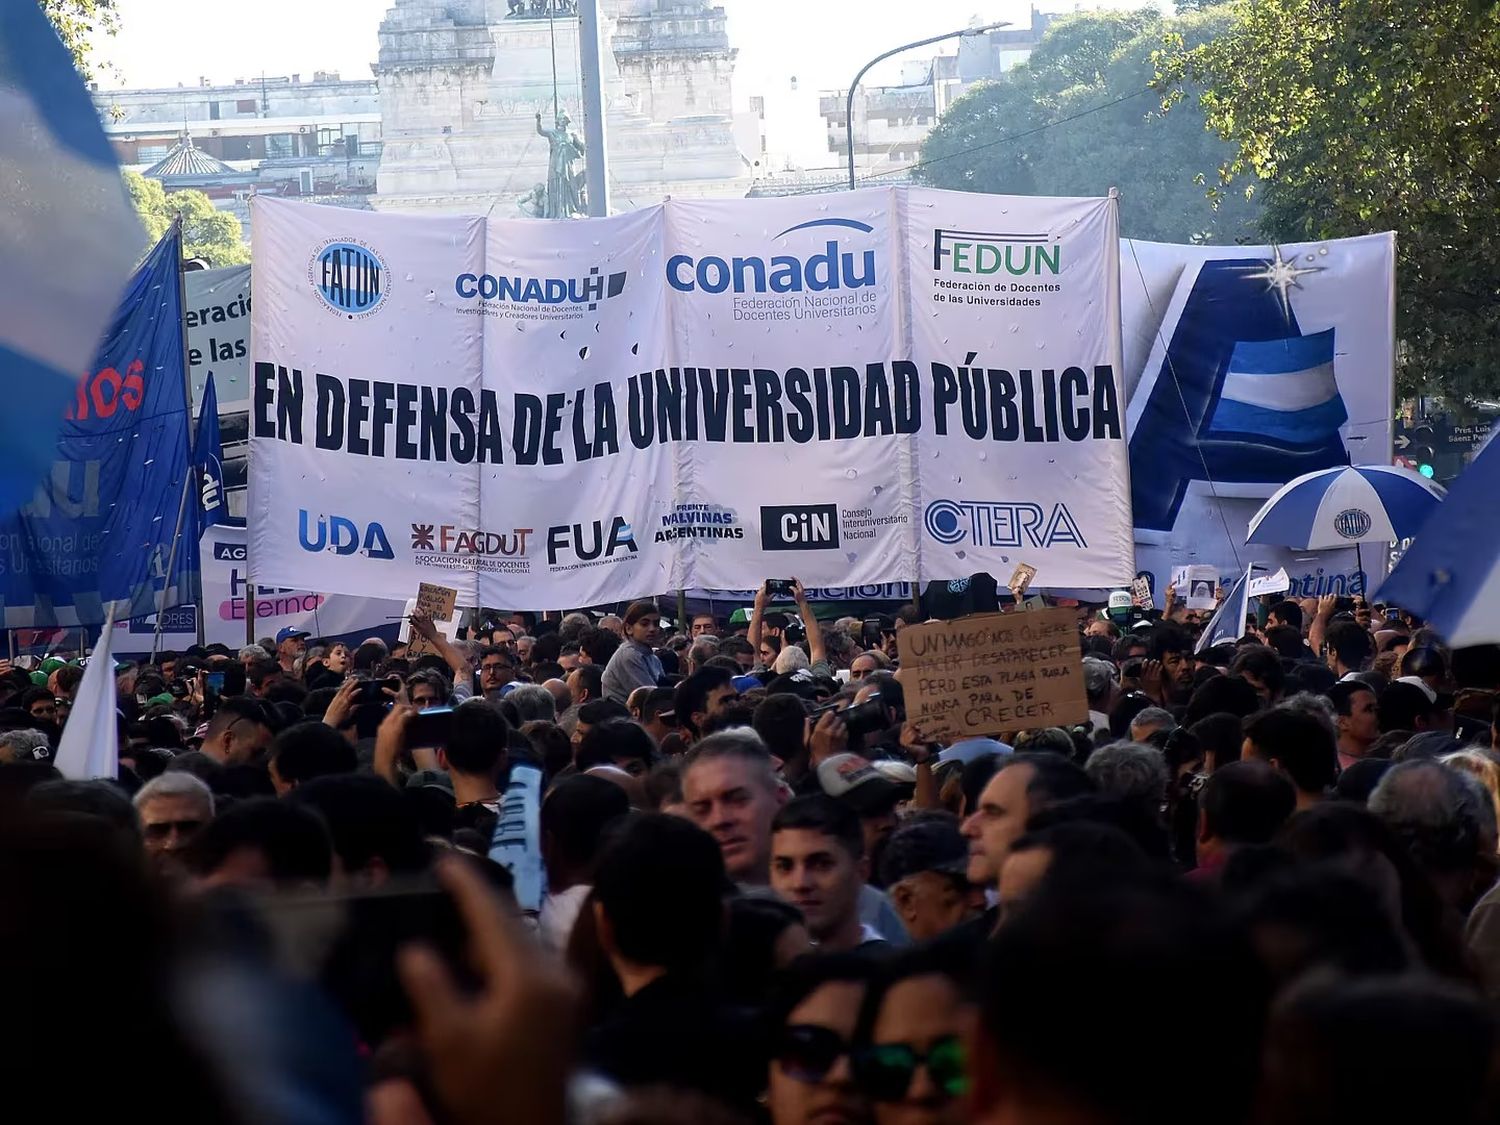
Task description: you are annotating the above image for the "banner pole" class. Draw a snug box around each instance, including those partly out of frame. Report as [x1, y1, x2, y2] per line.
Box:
[173, 222, 208, 649]
[152, 471, 195, 661]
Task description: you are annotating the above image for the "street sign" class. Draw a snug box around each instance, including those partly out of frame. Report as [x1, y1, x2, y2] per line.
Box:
[1394, 415, 1495, 483]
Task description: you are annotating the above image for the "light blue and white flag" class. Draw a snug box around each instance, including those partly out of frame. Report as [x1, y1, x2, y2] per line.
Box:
[1195, 565, 1257, 654]
[1204, 330, 1348, 448]
[0, 4, 143, 517]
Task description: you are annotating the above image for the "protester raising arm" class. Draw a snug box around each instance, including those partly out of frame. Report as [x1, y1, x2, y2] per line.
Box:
[747, 581, 770, 654]
[792, 579, 828, 673]
[411, 610, 473, 688]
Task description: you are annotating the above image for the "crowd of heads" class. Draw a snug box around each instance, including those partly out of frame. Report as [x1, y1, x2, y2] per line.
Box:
[6, 587, 1500, 1123]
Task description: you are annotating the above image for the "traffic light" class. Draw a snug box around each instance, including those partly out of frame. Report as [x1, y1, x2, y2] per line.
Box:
[1409, 425, 1436, 478]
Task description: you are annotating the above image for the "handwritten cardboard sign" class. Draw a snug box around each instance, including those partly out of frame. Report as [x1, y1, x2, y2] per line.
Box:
[896, 607, 1087, 742]
[405, 582, 458, 656]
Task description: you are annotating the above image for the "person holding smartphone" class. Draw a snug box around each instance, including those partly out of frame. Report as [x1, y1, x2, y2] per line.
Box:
[749, 579, 829, 678]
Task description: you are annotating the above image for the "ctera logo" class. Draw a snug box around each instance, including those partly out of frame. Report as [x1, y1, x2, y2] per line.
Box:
[298, 510, 395, 559]
[309, 240, 387, 318]
[668, 217, 877, 294]
[761, 504, 840, 551]
[933, 229, 1059, 276]
[455, 265, 627, 311]
[547, 517, 638, 567]
[924, 500, 1087, 549]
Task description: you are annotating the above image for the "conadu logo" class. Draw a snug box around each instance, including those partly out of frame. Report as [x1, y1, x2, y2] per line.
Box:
[309, 239, 388, 319]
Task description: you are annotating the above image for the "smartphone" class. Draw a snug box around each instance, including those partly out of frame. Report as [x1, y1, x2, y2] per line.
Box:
[405, 706, 455, 751]
[766, 578, 796, 597]
[1385, 608, 1401, 622]
[862, 615, 884, 650]
[205, 671, 226, 695]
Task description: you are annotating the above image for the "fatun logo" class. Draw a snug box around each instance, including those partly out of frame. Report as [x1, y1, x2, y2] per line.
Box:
[309, 239, 388, 319]
[933, 229, 1059, 276]
[761, 504, 840, 551]
[1334, 509, 1373, 540]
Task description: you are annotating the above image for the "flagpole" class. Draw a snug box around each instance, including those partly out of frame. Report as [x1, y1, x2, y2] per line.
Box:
[152, 219, 195, 661]
[172, 218, 207, 648]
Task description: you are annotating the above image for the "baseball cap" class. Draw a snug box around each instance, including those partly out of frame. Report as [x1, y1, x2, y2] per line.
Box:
[937, 737, 1013, 766]
[276, 627, 311, 644]
[817, 752, 904, 816]
[731, 674, 763, 694]
[1082, 658, 1116, 698]
[878, 817, 970, 886]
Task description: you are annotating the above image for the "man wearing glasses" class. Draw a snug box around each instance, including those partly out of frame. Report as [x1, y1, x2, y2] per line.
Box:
[477, 645, 517, 701]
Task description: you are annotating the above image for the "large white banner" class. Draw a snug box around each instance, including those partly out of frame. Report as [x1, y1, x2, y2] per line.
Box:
[1123, 234, 1395, 600]
[249, 191, 1133, 606]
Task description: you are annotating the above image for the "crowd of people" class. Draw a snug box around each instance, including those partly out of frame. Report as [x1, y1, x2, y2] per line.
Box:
[6, 580, 1500, 1122]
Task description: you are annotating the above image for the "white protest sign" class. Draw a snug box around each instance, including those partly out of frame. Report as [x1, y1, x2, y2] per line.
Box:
[1248, 567, 1292, 599]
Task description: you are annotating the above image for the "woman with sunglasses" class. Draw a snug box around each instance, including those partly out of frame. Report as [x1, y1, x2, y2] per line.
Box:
[765, 953, 880, 1125]
[851, 950, 974, 1125]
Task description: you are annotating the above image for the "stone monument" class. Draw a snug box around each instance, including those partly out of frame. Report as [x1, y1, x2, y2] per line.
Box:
[373, 0, 748, 215]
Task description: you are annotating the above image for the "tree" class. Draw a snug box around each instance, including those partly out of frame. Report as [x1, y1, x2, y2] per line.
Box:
[41, 0, 117, 80]
[124, 171, 251, 267]
[1160, 0, 1500, 401]
[915, 7, 1261, 245]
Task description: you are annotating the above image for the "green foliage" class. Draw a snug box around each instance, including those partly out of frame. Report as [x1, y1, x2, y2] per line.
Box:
[41, 0, 116, 79]
[1161, 0, 1500, 401]
[916, 6, 1261, 244]
[123, 171, 251, 267]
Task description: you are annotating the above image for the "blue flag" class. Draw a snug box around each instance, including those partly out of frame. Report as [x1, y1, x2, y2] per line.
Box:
[196, 373, 227, 528]
[0, 228, 198, 627]
[0, 3, 143, 516]
[1194, 565, 1260, 655]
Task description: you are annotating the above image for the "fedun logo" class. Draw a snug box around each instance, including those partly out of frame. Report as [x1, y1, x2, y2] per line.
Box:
[934, 229, 1059, 276]
[1333, 508, 1373, 540]
[669, 218, 877, 294]
[924, 500, 1087, 549]
[310, 240, 387, 318]
[298, 510, 395, 559]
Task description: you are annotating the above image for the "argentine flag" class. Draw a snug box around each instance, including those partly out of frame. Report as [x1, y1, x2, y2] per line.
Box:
[1204, 329, 1348, 449]
[0, 4, 143, 516]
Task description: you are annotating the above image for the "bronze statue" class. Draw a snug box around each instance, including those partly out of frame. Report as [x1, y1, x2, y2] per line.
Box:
[535, 111, 586, 219]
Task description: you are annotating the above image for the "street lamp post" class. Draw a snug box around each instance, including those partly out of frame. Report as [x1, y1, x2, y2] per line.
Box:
[844, 21, 1010, 190]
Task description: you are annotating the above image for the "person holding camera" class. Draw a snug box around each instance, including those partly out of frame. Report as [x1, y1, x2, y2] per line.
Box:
[748, 579, 829, 678]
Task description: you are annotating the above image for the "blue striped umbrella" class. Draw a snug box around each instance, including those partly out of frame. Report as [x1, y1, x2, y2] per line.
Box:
[1246, 465, 1445, 550]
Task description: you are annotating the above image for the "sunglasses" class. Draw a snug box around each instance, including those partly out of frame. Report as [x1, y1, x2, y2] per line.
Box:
[852, 1036, 968, 1102]
[776, 1025, 852, 1085]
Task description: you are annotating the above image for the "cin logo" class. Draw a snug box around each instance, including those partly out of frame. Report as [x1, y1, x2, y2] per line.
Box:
[1333, 508, 1373, 540]
[298, 510, 395, 559]
[760, 504, 840, 552]
[310, 240, 387, 318]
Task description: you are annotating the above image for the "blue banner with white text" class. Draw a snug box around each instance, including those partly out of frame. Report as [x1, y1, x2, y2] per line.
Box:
[0, 229, 198, 627]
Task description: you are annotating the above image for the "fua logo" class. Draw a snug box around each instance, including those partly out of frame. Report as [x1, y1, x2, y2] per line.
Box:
[298, 510, 395, 559]
[310, 240, 387, 318]
[547, 517, 638, 565]
[668, 217, 877, 294]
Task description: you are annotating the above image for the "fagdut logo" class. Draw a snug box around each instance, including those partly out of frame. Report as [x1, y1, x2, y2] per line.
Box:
[669, 217, 880, 324]
[410, 524, 535, 575]
[309, 239, 388, 319]
[1333, 508, 1373, 540]
[298, 510, 395, 559]
[924, 500, 1087, 550]
[547, 517, 638, 572]
[655, 504, 744, 545]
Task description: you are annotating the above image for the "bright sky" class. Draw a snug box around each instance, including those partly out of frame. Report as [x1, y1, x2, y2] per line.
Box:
[94, 0, 1160, 164]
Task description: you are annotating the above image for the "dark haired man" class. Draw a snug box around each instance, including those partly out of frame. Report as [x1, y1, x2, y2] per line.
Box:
[437, 701, 511, 821]
[674, 666, 736, 743]
[1194, 760, 1296, 878]
[960, 753, 1095, 902]
[1328, 681, 1380, 768]
[771, 795, 882, 951]
[584, 815, 759, 1108]
[266, 721, 358, 795]
[539, 775, 630, 952]
[560, 663, 603, 734]
[1243, 707, 1338, 809]
[199, 697, 273, 767]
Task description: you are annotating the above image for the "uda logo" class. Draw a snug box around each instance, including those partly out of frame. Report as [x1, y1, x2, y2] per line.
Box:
[309, 239, 388, 319]
[1333, 508, 1373, 540]
[299, 510, 395, 559]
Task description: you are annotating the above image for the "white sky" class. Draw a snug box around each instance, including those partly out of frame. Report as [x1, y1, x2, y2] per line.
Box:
[94, 0, 1160, 165]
